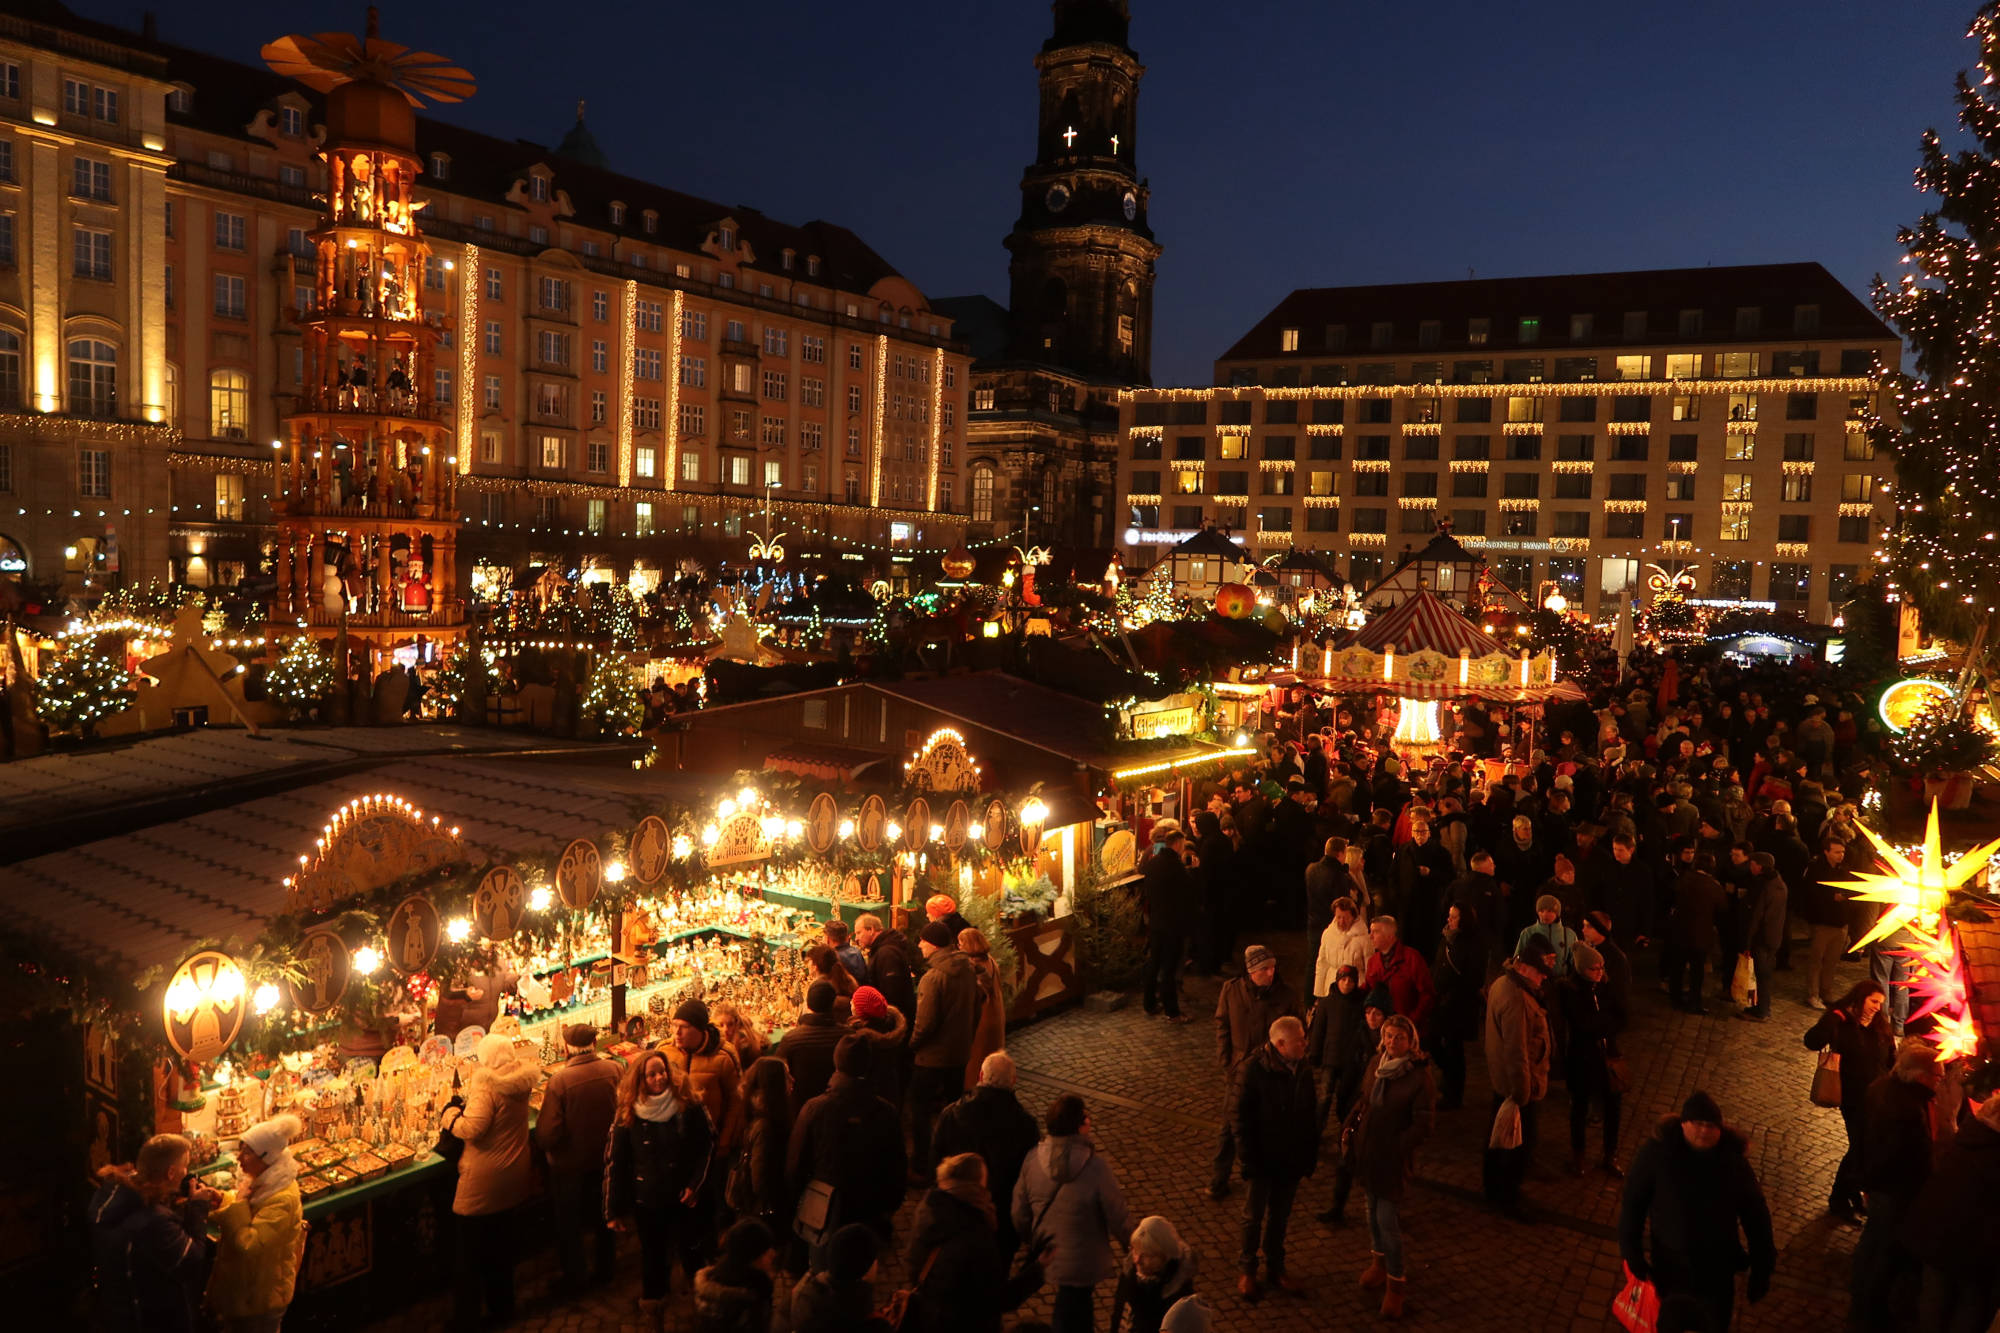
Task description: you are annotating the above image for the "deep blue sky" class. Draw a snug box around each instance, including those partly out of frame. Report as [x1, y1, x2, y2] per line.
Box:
[105, 0, 1971, 384]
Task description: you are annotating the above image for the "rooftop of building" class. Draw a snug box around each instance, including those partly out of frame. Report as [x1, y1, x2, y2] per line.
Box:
[1221, 262, 1895, 364]
[4, 0, 931, 306]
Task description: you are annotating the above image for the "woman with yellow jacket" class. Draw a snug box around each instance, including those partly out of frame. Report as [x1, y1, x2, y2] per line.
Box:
[208, 1114, 306, 1333]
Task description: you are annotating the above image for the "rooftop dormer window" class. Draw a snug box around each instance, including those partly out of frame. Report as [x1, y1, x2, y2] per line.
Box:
[528, 173, 549, 203]
[429, 152, 449, 180]
[609, 201, 626, 226]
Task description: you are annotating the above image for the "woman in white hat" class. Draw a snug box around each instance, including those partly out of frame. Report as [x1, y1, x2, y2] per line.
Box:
[208, 1114, 306, 1333]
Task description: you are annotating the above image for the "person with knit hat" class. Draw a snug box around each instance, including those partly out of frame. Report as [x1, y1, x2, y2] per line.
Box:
[537, 1023, 622, 1294]
[846, 983, 909, 1107]
[926, 892, 974, 939]
[446, 1033, 536, 1328]
[790, 1223, 891, 1333]
[1158, 1293, 1213, 1333]
[691, 1216, 778, 1333]
[207, 1114, 305, 1332]
[1482, 945, 1552, 1220]
[1109, 1215, 1198, 1333]
[1514, 894, 1580, 977]
[669, 998, 745, 1156]
[1557, 940, 1627, 1177]
[777, 981, 848, 1105]
[787, 1033, 905, 1272]
[1210, 944, 1304, 1199]
[911, 919, 978, 1175]
[1619, 1092, 1774, 1332]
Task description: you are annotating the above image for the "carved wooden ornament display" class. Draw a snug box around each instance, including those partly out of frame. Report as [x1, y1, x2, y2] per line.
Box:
[807, 793, 838, 854]
[857, 795, 887, 852]
[473, 865, 526, 941]
[556, 838, 602, 911]
[163, 950, 248, 1064]
[628, 816, 671, 886]
[291, 927, 352, 1015]
[386, 894, 441, 976]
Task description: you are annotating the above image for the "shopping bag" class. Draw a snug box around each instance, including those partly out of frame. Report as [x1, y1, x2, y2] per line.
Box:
[1612, 1263, 1661, 1333]
[1811, 1049, 1844, 1108]
[1488, 1097, 1522, 1149]
[1731, 954, 1757, 1008]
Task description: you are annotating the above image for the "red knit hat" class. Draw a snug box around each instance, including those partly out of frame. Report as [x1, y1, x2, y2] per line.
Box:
[852, 986, 889, 1023]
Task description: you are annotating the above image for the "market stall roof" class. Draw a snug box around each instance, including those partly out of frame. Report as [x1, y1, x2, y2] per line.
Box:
[1360, 523, 1531, 613]
[1269, 671, 1589, 704]
[1352, 589, 1508, 658]
[1264, 547, 1342, 586]
[763, 741, 892, 782]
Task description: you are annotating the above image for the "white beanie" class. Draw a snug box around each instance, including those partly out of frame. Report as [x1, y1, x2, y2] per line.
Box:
[238, 1113, 302, 1163]
[474, 1032, 515, 1070]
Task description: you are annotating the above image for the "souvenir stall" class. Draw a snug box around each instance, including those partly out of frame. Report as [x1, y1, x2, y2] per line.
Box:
[1289, 589, 1584, 774]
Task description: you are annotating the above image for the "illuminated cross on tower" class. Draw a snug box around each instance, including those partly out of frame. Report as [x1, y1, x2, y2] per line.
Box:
[1061, 125, 1077, 148]
[1110, 133, 1119, 154]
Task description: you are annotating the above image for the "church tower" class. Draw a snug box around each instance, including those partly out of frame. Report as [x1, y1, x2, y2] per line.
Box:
[1004, 0, 1160, 385]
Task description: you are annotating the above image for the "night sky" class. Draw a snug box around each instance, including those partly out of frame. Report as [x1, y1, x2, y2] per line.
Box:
[101, 0, 1971, 384]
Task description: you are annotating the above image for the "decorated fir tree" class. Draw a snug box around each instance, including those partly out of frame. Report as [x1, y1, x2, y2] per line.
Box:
[579, 654, 645, 735]
[1873, 4, 2000, 645]
[33, 634, 132, 737]
[262, 636, 336, 720]
[1892, 693, 1999, 775]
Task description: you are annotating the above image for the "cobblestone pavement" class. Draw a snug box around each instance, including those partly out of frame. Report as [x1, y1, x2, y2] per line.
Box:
[373, 928, 1872, 1332]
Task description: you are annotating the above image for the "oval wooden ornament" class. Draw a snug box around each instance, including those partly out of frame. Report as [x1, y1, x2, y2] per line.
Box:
[472, 865, 526, 941]
[291, 926, 352, 1015]
[807, 793, 838, 855]
[628, 816, 671, 886]
[386, 894, 441, 976]
[556, 838, 602, 911]
[904, 798, 931, 851]
[857, 795, 887, 852]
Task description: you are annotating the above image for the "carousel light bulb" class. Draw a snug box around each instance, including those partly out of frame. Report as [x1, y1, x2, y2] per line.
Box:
[446, 917, 472, 944]
[738, 786, 757, 806]
[352, 945, 383, 976]
[1235, 731, 1249, 746]
[529, 885, 554, 913]
[253, 982, 281, 1015]
[838, 819, 856, 840]
[605, 861, 627, 884]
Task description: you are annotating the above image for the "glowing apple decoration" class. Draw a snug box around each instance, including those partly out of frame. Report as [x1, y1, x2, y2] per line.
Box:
[1214, 583, 1254, 620]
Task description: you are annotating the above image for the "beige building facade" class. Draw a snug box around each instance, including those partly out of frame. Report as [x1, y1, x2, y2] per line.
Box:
[1115, 264, 1899, 625]
[0, 6, 975, 601]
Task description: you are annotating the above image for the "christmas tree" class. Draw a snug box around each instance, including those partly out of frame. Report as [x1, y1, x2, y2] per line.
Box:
[262, 636, 336, 720]
[579, 654, 645, 735]
[1872, 4, 2000, 644]
[1891, 693, 1999, 774]
[34, 633, 132, 737]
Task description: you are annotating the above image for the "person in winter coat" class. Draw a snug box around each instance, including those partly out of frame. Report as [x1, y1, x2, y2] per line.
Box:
[208, 1115, 306, 1333]
[847, 985, 909, 1108]
[668, 998, 745, 1155]
[912, 921, 980, 1173]
[691, 1217, 777, 1333]
[1482, 944, 1554, 1218]
[1803, 979, 1894, 1221]
[1851, 1042, 1942, 1333]
[1580, 910, 1631, 1016]
[1013, 1094, 1133, 1333]
[1312, 897, 1370, 1001]
[1316, 985, 1389, 1226]
[1559, 942, 1627, 1176]
[725, 1058, 794, 1252]
[1393, 818, 1456, 960]
[855, 913, 918, 1023]
[1514, 895, 1580, 977]
[1444, 849, 1506, 956]
[1109, 1215, 1198, 1333]
[1620, 1092, 1776, 1332]
[1903, 1058, 2000, 1333]
[934, 1051, 1043, 1262]
[1142, 829, 1201, 1018]
[447, 1032, 536, 1329]
[1669, 853, 1727, 1013]
[960, 927, 1008, 1092]
[1738, 852, 1788, 1021]
[536, 1023, 622, 1293]
[803, 943, 859, 1009]
[606, 1047, 716, 1317]
[906, 1152, 1047, 1333]
[1800, 837, 1854, 1009]
[791, 1223, 893, 1333]
[1361, 916, 1436, 1033]
[89, 1133, 217, 1333]
[824, 918, 871, 988]
[1193, 810, 1241, 975]
[1430, 902, 1485, 1111]
[1304, 838, 1357, 946]
[787, 1035, 907, 1255]
[1232, 1015, 1319, 1298]
[1349, 1014, 1436, 1320]
[1307, 966, 1368, 1123]
[776, 982, 848, 1105]
[1211, 944, 1304, 1198]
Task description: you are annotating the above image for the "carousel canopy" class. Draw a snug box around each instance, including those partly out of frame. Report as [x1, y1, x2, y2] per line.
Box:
[1353, 589, 1506, 657]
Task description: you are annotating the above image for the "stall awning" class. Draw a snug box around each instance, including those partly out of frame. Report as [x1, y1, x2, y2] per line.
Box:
[763, 742, 892, 782]
[1296, 677, 1589, 704]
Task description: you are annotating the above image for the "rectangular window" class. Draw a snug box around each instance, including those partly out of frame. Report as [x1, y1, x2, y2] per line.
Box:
[539, 276, 570, 312]
[434, 368, 452, 403]
[586, 499, 606, 533]
[1505, 433, 1542, 461]
[802, 335, 826, 364]
[679, 355, 707, 387]
[1772, 563, 1810, 600]
[1782, 432, 1816, 461]
[0, 65, 16, 100]
[214, 211, 246, 251]
[762, 369, 787, 400]
[1778, 514, 1811, 542]
[593, 290, 610, 322]
[1665, 353, 1701, 379]
[682, 309, 708, 341]
[725, 454, 751, 486]
[1351, 507, 1388, 534]
[71, 156, 111, 200]
[636, 298, 661, 332]
[1786, 392, 1819, 421]
[538, 331, 571, 367]
[1502, 472, 1540, 499]
[1555, 434, 1594, 460]
[1666, 475, 1695, 501]
[484, 321, 503, 355]
[1554, 473, 1593, 499]
[484, 375, 503, 410]
[480, 430, 501, 464]
[72, 227, 111, 280]
[1722, 472, 1753, 502]
[1552, 511, 1590, 538]
[540, 435, 565, 468]
[1404, 435, 1439, 461]
[1605, 511, 1644, 539]
[1504, 509, 1538, 536]
[592, 340, 608, 374]
[635, 501, 654, 536]
[94, 87, 118, 123]
[1611, 435, 1649, 461]
[676, 402, 703, 436]
[79, 448, 109, 497]
[762, 326, 789, 356]
[585, 439, 610, 474]
[1451, 471, 1488, 498]
[0, 141, 11, 183]
[1558, 397, 1598, 422]
[63, 79, 86, 116]
[1716, 351, 1761, 379]
[1614, 354, 1652, 381]
[1782, 472, 1813, 503]
[635, 348, 662, 380]
[1725, 434, 1755, 461]
[1839, 515, 1871, 543]
[212, 273, 245, 318]
[486, 268, 503, 300]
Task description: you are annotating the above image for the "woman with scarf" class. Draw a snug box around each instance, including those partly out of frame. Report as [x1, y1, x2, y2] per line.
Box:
[607, 1046, 716, 1326]
[906, 1152, 1046, 1333]
[208, 1115, 306, 1333]
[1109, 1215, 1199, 1333]
[1349, 1014, 1436, 1320]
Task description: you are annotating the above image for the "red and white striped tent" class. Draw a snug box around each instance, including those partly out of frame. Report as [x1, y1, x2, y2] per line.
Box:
[1293, 589, 1584, 706]
[1352, 589, 1506, 657]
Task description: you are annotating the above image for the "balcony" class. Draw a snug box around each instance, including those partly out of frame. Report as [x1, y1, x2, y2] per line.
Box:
[167, 160, 315, 210]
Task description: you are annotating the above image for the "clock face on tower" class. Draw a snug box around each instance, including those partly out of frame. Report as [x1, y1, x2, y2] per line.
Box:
[1122, 190, 1138, 221]
[1045, 182, 1071, 213]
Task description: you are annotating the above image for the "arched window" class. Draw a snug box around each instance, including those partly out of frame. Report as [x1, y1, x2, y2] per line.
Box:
[971, 462, 995, 522]
[0, 329, 21, 409]
[163, 361, 178, 422]
[67, 338, 116, 417]
[209, 369, 248, 439]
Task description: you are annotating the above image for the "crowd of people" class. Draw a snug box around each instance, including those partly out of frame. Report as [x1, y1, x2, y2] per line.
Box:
[86, 641, 2000, 1333]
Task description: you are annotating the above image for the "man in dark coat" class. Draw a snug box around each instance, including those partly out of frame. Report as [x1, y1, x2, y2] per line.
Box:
[1618, 1092, 1775, 1332]
[89, 1134, 217, 1333]
[932, 1051, 1042, 1262]
[1232, 1015, 1319, 1298]
[1140, 828, 1201, 1019]
[1194, 809, 1241, 974]
[855, 913, 917, 1023]
[1669, 853, 1727, 1013]
[1271, 782, 1318, 927]
[788, 1035, 908, 1256]
[777, 982, 849, 1104]
[1851, 1043, 1941, 1333]
[1394, 819, 1456, 960]
[1738, 853, 1787, 1021]
[1211, 944, 1305, 1199]
[1900, 1058, 2000, 1333]
[1303, 836, 1357, 946]
[534, 1023, 623, 1292]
